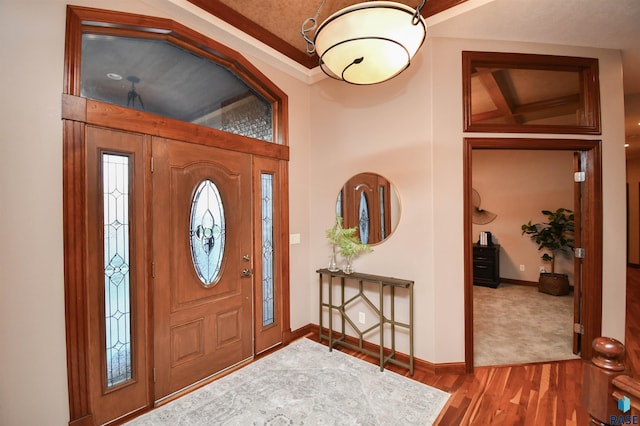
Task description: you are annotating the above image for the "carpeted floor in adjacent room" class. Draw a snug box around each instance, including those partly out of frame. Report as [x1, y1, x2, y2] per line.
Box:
[473, 283, 579, 366]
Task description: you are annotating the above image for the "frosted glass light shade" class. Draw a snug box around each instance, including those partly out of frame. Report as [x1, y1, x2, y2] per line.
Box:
[314, 1, 426, 85]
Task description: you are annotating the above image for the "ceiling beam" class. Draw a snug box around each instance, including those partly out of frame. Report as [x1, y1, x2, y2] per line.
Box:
[477, 71, 520, 125]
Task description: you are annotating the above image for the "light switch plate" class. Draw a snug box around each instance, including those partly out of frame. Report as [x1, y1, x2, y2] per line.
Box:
[289, 233, 301, 244]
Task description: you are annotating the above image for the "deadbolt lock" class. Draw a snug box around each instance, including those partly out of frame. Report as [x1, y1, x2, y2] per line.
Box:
[243, 254, 251, 261]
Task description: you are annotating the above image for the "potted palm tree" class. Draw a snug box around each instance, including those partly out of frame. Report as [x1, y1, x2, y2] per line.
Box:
[521, 208, 575, 296]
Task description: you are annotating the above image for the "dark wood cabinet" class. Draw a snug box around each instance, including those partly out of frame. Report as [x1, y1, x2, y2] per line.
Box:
[473, 244, 500, 288]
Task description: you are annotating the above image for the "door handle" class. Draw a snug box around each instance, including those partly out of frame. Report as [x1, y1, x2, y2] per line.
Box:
[241, 268, 253, 277]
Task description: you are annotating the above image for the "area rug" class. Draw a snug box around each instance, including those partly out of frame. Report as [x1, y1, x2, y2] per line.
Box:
[126, 338, 450, 425]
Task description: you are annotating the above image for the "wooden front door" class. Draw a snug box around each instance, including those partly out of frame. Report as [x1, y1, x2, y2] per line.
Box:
[152, 137, 253, 399]
[342, 172, 392, 244]
[63, 9, 290, 423]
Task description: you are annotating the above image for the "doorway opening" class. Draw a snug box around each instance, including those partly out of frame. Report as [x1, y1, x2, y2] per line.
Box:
[463, 138, 603, 373]
[471, 149, 577, 366]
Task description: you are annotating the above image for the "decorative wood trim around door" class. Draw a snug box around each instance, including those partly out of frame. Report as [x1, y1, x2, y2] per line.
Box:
[61, 95, 289, 161]
[63, 6, 290, 425]
[463, 138, 603, 373]
[462, 51, 601, 135]
[63, 119, 92, 425]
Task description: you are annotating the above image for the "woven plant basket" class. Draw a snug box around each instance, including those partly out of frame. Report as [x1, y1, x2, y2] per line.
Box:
[538, 273, 570, 296]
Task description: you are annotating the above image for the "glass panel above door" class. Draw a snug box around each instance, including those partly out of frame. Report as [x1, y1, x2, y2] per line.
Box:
[81, 34, 274, 142]
[462, 51, 601, 134]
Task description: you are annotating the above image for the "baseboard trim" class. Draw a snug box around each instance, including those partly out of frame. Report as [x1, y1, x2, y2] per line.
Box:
[296, 324, 466, 376]
[69, 415, 93, 426]
[500, 277, 538, 287]
[285, 324, 315, 343]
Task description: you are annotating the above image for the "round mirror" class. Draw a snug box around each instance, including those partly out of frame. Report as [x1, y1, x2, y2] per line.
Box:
[336, 172, 400, 245]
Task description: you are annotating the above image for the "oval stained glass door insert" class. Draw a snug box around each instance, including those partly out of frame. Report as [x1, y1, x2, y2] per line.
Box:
[190, 180, 225, 286]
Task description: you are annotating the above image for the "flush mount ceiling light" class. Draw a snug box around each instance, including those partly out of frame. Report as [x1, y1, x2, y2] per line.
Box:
[106, 72, 123, 81]
[302, 1, 427, 85]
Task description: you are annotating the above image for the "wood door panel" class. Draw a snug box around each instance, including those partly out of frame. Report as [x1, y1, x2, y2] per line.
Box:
[216, 308, 243, 346]
[170, 319, 205, 366]
[342, 172, 391, 244]
[168, 160, 244, 309]
[153, 137, 253, 399]
[172, 283, 241, 310]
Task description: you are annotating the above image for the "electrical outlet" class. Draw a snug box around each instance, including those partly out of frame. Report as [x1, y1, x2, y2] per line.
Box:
[519, 264, 525, 271]
[358, 312, 365, 324]
[539, 266, 546, 273]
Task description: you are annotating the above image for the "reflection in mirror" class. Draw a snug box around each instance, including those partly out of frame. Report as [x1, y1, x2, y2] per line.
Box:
[472, 68, 580, 126]
[463, 51, 601, 134]
[337, 173, 400, 245]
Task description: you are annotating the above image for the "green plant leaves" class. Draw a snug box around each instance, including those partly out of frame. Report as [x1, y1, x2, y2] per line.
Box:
[325, 215, 372, 259]
[521, 208, 574, 273]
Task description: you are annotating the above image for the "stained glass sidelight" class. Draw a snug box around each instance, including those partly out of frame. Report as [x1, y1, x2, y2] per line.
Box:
[359, 191, 370, 244]
[102, 154, 132, 387]
[190, 180, 225, 286]
[380, 185, 386, 240]
[261, 174, 275, 326]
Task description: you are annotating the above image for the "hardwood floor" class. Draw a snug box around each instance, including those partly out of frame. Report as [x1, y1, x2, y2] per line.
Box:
[626, 267, 640, 376]
[308, 267, 640, 425]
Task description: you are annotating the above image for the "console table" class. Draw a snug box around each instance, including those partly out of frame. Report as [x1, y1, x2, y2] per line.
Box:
[317, 268, 414, 375]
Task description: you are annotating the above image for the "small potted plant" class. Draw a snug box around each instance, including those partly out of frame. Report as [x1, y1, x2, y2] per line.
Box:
[325, 216, 344, 271]
[325, 216, 371, 274]
[521, 208, 574, 296]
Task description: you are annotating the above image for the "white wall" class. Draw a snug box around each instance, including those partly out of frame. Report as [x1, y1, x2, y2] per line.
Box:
[626, 91, 640, 265]
[628, 155, 640, 265]
[433, 37, 628, 356]
[472, 150, 575, 282]
[436, 37, 629, 358]
[1, 2, 72, 425]
[309, 46, 438, 359]
[432, 37, 628, 355]
[309, 37, 627, 365]
[626, 94, 640, 265]
[0, 1, 628, 425]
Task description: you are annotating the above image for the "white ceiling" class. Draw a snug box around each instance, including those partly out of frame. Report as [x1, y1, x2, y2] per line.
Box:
[427, 0, 640, 148]
[155, 0, 640, 147]
[428, 0, 640, 94]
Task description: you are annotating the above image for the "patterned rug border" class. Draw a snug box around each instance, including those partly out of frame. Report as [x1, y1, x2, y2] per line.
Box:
[127, 338, 450, 425]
